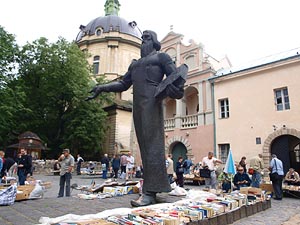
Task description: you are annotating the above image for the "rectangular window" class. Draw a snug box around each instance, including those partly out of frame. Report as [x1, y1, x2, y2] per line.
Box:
[93, 62, 99, 74]
[219, 98, 230, 118]
[93, 56, 100, 75]
[256, 137, 261, 145]
[219, 144, 230, 163]
[274, 87, 290, 111]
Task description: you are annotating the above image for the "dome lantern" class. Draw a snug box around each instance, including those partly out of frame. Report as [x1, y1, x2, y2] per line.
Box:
[104, 0, 120, 16]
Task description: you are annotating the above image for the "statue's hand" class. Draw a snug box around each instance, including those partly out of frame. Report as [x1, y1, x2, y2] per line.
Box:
[85, 85, 104, 101]
[166, 84, 184, 99]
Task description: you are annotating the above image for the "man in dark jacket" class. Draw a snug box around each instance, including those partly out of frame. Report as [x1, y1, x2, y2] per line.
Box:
[17, 148, 32, 185]
[233, 165, 252, 190]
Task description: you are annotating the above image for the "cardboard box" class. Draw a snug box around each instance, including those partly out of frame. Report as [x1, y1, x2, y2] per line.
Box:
[260, 183, 273, 192]
[15, 185, 35, 201]
[240, 187, 262, 195]
[77, 219, 116, 225]
[248, 187, 262, 195]
[239, 187, 249, 195]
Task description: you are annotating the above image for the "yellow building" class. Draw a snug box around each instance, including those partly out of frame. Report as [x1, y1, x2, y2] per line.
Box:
[210, 48, 300, 173]
[76, 0, 141, 157]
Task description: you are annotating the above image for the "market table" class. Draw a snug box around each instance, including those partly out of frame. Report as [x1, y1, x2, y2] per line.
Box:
[184, 175, 205, 186]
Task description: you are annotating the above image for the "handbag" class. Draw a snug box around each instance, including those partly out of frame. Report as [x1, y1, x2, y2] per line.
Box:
[269, 159, 279, 181]
[200, 168, 211, 178]
[269, 172, 279, 181]
[178, 167, 184, 173]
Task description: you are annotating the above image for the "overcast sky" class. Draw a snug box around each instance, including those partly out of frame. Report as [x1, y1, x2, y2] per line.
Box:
[1, 0, 300, 66]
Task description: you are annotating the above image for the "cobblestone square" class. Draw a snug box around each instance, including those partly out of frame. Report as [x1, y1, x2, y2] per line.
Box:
[1, 173, 299, 225]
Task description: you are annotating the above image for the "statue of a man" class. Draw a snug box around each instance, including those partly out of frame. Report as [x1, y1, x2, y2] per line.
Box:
[86, 30, 187, 206]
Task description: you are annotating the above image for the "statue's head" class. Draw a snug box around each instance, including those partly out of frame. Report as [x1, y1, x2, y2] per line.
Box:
[141, 30, 161, 57]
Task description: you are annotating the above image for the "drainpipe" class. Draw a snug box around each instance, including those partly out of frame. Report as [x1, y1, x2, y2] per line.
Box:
[211, 81, 217, 156]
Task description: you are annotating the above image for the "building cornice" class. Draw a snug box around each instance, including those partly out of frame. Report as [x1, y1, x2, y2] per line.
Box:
[210, 55, 300, 83]
[78, 35, 141, 49]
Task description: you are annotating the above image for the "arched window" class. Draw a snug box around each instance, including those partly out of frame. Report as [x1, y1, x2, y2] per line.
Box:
[93, 56, 100, 75]
[185, 55, 196, 69]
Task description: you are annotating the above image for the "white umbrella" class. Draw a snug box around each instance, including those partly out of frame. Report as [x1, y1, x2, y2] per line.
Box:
[224, 149, 236, 191]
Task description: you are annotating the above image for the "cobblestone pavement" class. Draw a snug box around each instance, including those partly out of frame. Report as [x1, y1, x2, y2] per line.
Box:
[0, 173, 299, 225]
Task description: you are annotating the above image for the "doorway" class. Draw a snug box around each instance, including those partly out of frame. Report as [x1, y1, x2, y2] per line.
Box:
[271, 134, 300, 174]
[171, 142, 187, 171]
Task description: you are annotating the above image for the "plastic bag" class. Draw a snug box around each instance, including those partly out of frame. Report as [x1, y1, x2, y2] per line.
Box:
[29, 183, 44, 199]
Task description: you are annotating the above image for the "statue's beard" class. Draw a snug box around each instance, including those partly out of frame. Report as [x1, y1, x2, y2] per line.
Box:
[141, 42, 155, 58]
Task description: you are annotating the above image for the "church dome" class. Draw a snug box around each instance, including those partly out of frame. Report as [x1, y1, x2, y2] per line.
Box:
[76, 15, 141, 42]
[76, 0, 141, 42]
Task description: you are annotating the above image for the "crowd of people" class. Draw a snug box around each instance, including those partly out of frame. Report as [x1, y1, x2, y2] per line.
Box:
[163, 151, 299, 202]
[53, 150, 143, 197]
[1, 146, 299, 201]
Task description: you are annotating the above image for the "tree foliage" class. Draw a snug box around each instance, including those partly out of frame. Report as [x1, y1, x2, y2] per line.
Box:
[0, 26, 19, 85]
[0, 26, 24, 146]
[0, 31, 110, 158]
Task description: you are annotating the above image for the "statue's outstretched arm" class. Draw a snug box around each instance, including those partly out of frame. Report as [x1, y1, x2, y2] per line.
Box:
[86, 63, 133, 101]
[85, 81, 127, 101]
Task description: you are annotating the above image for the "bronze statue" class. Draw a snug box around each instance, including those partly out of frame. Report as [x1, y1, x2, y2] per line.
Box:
[86, 30, 188, 206]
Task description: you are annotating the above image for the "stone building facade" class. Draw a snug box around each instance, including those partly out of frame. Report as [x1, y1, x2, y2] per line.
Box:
[210, 48, 300, 173]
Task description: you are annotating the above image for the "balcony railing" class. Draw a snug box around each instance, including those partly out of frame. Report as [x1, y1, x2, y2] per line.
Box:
[181, 114, 198, 128]
[164, 114, 199, 130]
[164, 118, 175, 130]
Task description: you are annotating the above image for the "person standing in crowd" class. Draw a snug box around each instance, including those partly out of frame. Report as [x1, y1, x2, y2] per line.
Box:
[76, 154, 84, 175]
[175, 156, 186, 187]
[101, 153, 110, 179]
[17, 148, 32, 185]
[239, 156, 247, 173]
[126, 152, 135, 180]
[183, 158, 193, 175]
[0, 151, 4, 178]
[284, 168, 300, 186]
[249, 154, 264, 188]
[269, 154, 284, 200]
[233, 165, 252, 190]
[166, 154, 174, 184]
[111, 154, 120, 179]
[202, 152, 223, 189]
[0, 152, 15, 178]
[120, 153, 128, 179]
[25, 150, 33, 176]
[57, 149, 74, 197]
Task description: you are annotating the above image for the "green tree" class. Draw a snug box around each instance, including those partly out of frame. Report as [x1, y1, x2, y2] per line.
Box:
[17, 37, 109, 157]
[0, 26, 25, 147]
[0, 26, 19, 85]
